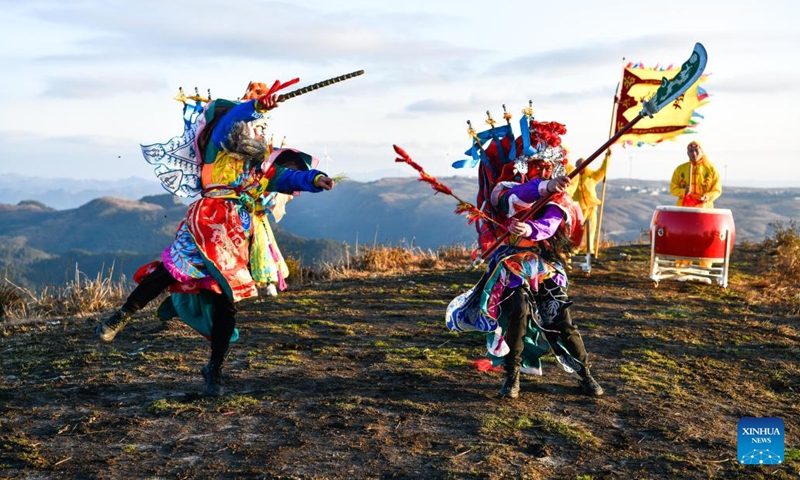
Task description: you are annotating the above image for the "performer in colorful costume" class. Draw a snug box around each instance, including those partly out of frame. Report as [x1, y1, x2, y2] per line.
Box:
[95, 80, 335, 396]
[572, 155, 609, 255]
[669, 140, 721, 208]
[447, 107, 604, 398]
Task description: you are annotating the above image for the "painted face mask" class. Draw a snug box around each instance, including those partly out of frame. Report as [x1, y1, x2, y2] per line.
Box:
[248, 116, 269, 141]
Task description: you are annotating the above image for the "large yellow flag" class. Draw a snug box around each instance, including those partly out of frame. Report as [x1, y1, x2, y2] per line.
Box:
[614, 64, 709, 146]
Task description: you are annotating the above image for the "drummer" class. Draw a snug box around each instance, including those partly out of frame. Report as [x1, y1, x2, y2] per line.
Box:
[669, 140, 722, 209]
[669, 140, 722, 268]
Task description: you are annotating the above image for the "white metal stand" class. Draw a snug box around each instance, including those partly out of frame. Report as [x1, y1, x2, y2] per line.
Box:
[571, 219, 593, 276]
[649, 223, 733, 290]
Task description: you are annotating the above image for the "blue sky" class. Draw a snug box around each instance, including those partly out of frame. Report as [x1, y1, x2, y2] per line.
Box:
[1, 0, 798, 187]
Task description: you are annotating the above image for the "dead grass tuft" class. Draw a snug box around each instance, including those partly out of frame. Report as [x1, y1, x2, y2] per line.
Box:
[284, 256, 330, 285]
[758, 220, 800, 310]
[352, 245, 426, 271]
[317, 243, 464, 280]
[0, 243, 473, 319]
[0, 283, 27, 318]
[1, 264, 130, 323]
[436, 243, 474, 261]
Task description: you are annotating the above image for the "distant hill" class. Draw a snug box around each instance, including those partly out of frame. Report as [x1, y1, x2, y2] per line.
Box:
[2, 177, 798, 289]
[277, 177, 481, 249]
[279, 177, 800, 247]
[0, 174, 168, 210]
[0, 195, 346, 289]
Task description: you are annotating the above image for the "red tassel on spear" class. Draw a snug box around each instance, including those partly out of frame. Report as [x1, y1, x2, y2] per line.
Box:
[393, 145, 504, 228]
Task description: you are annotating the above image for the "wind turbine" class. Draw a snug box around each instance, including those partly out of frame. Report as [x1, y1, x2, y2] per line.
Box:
[323, 146, 334, 172]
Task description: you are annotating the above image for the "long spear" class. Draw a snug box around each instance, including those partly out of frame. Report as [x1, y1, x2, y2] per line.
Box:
[469, 43, 708, 270]
[276, 70, 365, 103]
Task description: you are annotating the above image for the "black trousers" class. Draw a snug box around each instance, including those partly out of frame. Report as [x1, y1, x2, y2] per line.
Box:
[501, 277, 589, 376]
[122, 262, 237, 364]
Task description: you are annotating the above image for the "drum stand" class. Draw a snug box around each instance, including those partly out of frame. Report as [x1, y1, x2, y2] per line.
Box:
[649, 225, 733, 291]
[570, 219, 593, 276]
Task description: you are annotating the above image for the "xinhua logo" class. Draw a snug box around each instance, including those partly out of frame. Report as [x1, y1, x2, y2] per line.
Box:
[738, 417, 784, 465]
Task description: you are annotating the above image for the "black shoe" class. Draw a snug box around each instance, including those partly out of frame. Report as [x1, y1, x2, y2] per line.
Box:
[498, 369, 520, 399]
[95, 309, 131, 343]
[201, 361, 224, 397]
[579, 373, 604, 396]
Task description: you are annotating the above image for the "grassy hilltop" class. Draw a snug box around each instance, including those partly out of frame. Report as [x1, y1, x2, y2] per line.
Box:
[0, 232, 798, 478]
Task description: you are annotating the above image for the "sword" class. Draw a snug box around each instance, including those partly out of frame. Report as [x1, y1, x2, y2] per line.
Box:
[469, 43, 708, 271]
[276, 70, 365, 102]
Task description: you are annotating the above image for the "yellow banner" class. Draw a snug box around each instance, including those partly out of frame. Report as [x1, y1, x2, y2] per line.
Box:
[615, 66, 709, 146]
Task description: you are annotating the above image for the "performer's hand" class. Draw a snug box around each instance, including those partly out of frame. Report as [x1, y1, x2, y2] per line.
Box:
[315, 175, 335, 191]
[508, 220, 532, 238]
[546, 175, 571, 194]
[257, 93, 279, 111]
[687, 192, 707, 202]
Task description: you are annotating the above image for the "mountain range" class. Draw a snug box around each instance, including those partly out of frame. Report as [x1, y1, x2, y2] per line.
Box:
[278, 176, 800, 246]
[1, 175, 798, 289]
[0, 195, 346, 289]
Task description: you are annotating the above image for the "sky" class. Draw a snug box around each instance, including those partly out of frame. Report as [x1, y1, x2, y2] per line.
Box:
[1, 0, 798, 188]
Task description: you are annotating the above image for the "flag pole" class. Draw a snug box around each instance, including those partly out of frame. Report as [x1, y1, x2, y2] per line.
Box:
[593, 58, 625, 258]
[592, 149, 612, 257]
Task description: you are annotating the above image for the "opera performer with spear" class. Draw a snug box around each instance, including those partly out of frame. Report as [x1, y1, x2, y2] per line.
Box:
[398, 43, 707, 399]
[94, 71, 364, 396]
[394, 110, 603, 399]
[443, 107, 604, 399]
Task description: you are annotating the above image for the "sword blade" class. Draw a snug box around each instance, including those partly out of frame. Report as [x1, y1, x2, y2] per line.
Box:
[642, 43, 708, 116]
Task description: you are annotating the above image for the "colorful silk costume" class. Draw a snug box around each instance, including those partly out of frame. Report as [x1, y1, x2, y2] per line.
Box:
[97, 76, 341, 397]
[251, 194, 291, 290]
[145, 96, 325, 339]
[447, 112, 586, 376]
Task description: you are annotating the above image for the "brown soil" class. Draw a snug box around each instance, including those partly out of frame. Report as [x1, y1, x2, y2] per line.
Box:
[1, 244, 798, 479]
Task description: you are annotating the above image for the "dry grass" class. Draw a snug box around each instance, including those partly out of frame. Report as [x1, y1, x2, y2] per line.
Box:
[762, 220, 800, 281]
[758, 220, 800, 310]
[317, 243, 471, 280]
[350, 245, 434, 271]
[436, 243, 475, 261]
[5, 225, 794, 323]
[0, 282, 27, 318]
[284, 256, 324, 285]
[0, 244, 471, 323]
[1, 265, 130, 323]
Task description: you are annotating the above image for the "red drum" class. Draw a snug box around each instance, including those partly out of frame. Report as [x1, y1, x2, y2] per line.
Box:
[650, 206, 735, 260]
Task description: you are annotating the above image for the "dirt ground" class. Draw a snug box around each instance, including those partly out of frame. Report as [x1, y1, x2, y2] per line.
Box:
[1, 244, 798, 479]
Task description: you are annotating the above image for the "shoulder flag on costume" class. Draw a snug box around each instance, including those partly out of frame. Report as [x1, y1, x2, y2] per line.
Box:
[140, 91, 208, 198]
[614, 64, 709, 147]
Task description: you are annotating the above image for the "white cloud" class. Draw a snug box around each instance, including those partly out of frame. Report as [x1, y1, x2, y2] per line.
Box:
[0, 0, 798, 187]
